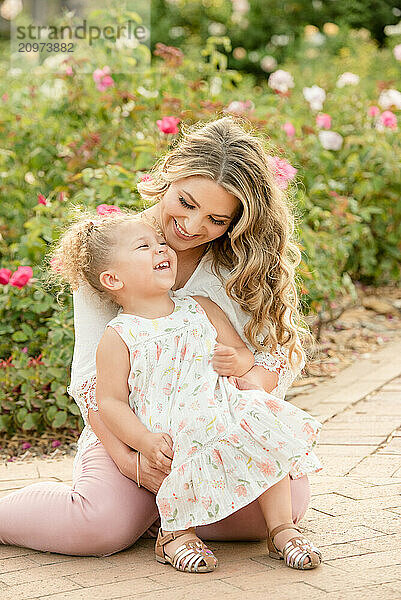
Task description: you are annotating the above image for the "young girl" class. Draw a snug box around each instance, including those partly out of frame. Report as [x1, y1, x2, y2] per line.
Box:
[51, 209, 323, 574]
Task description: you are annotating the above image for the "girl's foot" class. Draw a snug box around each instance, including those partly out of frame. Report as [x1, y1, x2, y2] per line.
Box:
[267, 523, 322, 569]
[155, 527, 218, 573]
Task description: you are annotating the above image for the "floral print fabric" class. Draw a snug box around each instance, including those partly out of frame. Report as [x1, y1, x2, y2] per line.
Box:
[107, 295, 323, 531]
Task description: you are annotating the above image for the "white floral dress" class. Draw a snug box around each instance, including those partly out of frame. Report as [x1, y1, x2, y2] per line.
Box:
[106, 294, 323, 532]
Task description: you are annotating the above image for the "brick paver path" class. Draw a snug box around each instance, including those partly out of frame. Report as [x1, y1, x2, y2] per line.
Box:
[1, 340, 401, 599]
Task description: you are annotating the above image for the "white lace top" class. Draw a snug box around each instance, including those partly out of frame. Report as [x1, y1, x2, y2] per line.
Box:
[67, 252, 305, 466]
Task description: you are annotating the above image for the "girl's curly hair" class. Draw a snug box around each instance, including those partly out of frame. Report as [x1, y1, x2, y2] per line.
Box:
[43, 207, 143, 307]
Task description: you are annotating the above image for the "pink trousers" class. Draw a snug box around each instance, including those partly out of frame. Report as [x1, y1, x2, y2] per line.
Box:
[0, 441, 311, 557]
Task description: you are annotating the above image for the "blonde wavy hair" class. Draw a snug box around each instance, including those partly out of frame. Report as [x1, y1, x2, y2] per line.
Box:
[137, 115, 314, 371]
[44, 208, 145, 306]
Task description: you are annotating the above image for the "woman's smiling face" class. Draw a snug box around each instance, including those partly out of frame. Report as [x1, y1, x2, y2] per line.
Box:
[159, 176, 240, 251]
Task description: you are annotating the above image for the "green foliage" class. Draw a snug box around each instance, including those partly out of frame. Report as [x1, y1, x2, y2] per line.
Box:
[0, 23, 400, 434]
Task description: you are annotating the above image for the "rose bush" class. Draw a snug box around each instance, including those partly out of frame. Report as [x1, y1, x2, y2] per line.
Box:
[0, 27, 400, 434]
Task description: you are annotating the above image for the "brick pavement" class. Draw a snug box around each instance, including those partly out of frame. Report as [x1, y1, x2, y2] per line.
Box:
[0, 339, 401, 599]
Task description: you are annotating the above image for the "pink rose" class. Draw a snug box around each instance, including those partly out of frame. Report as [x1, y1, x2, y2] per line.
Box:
[316, 113, 332, 129]
[93, 67, 114, 92]
[96, 204, 122, 216]
[51, 440, 61, 448]
[0, 268, 12, 285]
[268, 156, 297, 190]
[139, 174, 153, 182]
[21, 442, 31, 450]
[368, 105, 380, 117]
[380, 110, 397, 130]
[65, 65, 73, 76]
[9, 266, 33, 289]
[38, 193, 47, 206]
[282, 122, 295, 137]
[156, 116, 180, 134]
[2, 93, 8, 102]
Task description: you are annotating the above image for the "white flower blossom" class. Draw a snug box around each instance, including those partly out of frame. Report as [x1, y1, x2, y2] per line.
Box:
[260, 55, 277, 72]
[24, 172, 36, 185]
[303, 85, 326, 111]
[318, 130, 343, 150]
[378, 88, 401, 110]
[40, 79, 67, 101]
[394, 44, 401, 61]
[0, 0, 22, 20]
[336, 72, 360, 88]
[209, 76, 222, 96]
[268, 69, 294, 93]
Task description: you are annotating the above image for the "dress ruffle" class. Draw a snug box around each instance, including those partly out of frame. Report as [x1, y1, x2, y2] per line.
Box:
[156, 379, 323, 530]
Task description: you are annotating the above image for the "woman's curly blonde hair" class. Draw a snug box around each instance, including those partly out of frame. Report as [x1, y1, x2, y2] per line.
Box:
[137, 115, 314, 371]
[43, 207, 143, 307]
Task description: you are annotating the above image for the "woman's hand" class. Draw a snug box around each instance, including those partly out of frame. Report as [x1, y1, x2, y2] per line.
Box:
[227, 375, 264, 391]
[228, 365, 279, 393]
[120, 449, 168, 495]
[141, 432, 174, 475]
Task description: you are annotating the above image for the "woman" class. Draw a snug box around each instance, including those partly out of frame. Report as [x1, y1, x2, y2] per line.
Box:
[0, 116, 313, 557]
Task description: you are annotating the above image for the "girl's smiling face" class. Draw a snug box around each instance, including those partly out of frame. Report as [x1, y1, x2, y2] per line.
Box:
[99, 220, 177, 297]
[159, 176, 240, 251]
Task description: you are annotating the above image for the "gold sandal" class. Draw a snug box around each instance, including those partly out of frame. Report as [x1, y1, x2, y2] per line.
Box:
[155, 527, 218, 573]
[267, 522, 322, 570]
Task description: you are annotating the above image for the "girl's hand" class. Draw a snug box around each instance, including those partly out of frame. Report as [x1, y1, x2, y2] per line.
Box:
[120, 449, 168, 495]
[141, 432, 174, 475]
[212, 343, 241, 376]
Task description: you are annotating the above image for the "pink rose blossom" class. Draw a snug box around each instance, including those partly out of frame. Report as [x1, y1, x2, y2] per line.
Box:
[0, 268, 12, 285]
[2, 93, 9, 102]
[316, 113, 332, 129]
[368, 106, 380, 117]
[156, 116, 180, 134]
[139, 174, 153, 182]
[282, 122, 295, 137]
[65, 65, 73, 76]
[51, 440, 61, 448]
[224, 100, 254, 114]
[38, 193, 47, 205]
[21, 347, 28, 353]
[267, 156, 297, 189]
[96, 204, 122, 216]
[380, 110, 397, 130]
[93, 67, 114, 92]
[9, 266, 33, 289]
[21, 442, 31, 450]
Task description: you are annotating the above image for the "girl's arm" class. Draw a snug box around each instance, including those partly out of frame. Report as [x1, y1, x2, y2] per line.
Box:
[192, 295, 255, 377]
[96, 327, 173, 474]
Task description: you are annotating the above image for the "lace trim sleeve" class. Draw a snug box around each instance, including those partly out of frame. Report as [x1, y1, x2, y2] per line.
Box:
[253, 343, 305, 400]
[67, 374, 98, 425]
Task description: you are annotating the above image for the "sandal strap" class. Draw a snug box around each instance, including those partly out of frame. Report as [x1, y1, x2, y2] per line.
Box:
[156, 527, 196, 548]
[269, 522, 301, 541]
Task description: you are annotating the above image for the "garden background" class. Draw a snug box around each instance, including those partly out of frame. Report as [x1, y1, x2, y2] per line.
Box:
[0, 0, 400, 450]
